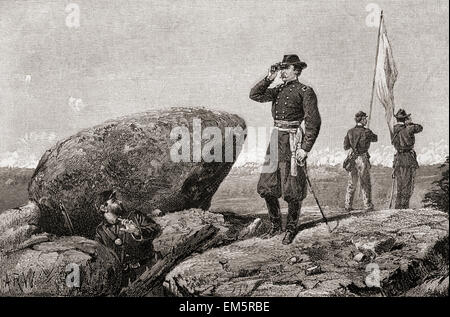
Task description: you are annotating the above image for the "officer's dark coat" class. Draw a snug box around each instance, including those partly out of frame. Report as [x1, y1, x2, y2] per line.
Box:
[249, 77, 321, 202]
[249, 77, 321, 155]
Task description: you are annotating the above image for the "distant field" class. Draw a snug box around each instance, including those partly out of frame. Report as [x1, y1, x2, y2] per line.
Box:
[0, 167, 34, 211]
[0, 165, 442, 215]
[210, 165, 442, 215]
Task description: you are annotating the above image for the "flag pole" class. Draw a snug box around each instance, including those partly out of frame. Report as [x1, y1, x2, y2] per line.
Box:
[367, 10, 384, 128]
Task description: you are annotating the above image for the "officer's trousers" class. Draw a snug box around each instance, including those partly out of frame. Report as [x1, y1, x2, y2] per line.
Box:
[258, 160, 307, 232]
[345, 154, 373, 210]
[394, 167, 416, 209]
[257, 131, 307, 232]
[264, 195, 302, 232]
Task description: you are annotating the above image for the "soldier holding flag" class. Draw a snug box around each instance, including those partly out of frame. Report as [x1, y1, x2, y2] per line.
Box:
[343, 111, 378, 212]
[392, 109, 423, 209]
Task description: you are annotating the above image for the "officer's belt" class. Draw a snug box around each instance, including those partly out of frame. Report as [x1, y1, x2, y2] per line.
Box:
[274, 120, 300, 130]
[397, 149, 414, 154]
[273, 121, 303, 177]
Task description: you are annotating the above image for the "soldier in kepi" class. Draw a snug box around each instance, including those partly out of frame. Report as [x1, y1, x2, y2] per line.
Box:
[249, 54, 321, 245]
[95, 190, 161, 284]
[392, 109, 423, 209]
[343, 111, 378, 212]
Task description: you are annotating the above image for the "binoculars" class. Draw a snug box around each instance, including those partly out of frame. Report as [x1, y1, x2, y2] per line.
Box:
[271, 62, 289, 72]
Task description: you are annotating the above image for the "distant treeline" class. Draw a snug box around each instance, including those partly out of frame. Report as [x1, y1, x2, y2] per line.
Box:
[0, 167, 34, 185]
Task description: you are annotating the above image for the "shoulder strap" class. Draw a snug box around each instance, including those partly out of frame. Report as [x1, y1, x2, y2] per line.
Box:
[350, 130, 364, 153]
[102, 225, 118, 241]
[297, 82, 311, 96]
[391, 125, 406, 145]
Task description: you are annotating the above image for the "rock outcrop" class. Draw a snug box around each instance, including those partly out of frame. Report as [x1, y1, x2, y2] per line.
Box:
[28, 108, 246, 237]
[120, 209, 258, 296]
[0, 202, 41, 252]
[0, 235, 121, 296]
[0, 205, 252, 297]
[164, 209, 449, 297]
[153, 208, 228, 258]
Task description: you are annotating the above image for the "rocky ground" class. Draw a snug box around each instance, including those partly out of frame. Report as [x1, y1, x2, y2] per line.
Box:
[164, 208, 448, 297]
[0, 235, 121, 296]
[0, 201, 448, 297]
[0, 205, 254, 296]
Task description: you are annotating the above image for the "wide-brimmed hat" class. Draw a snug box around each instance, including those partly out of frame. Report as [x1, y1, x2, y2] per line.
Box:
[394, 109, 411, 120]
[280, 54, 307, 69]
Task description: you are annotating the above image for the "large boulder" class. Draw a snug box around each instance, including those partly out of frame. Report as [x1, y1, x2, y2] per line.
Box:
[0, 235, 121, 296]
[28, 107, 246, 237]
[164, 209, 448, 297]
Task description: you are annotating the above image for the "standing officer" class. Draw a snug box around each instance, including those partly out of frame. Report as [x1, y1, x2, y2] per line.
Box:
[343, 111, 378, 212]
[392, 109, 423, 209]
[249, 54, 321, 245]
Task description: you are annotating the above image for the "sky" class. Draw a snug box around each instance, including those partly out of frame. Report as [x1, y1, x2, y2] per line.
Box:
[0, 0, 448, 167]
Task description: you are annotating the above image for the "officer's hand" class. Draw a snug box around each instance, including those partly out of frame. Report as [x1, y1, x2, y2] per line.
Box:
[267, 67, 278, 81]
[114, 238, 122, 246]
[296, 148, 308, 166]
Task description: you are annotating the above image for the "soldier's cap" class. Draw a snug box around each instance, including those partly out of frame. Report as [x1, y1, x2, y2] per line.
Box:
[280, 54, 307, 69]
[394, 109, 411, 119]
[355, 111, 368, 119]
[98, 189, 117, 204]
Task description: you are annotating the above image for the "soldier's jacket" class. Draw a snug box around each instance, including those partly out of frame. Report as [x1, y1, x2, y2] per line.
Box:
[392, 122, 423, 168]
[249, 77, 321, 152]
[343, 125, 378, 154]
[95, 210, 161, 264]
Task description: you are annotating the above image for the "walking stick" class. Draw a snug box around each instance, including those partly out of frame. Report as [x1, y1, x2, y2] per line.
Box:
[302, 163, 335, 233]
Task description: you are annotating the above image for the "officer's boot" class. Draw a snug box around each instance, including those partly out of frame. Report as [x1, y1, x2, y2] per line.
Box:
[283, 200, 301, 245]
[262, 196, 282, 239]
[395, 190, 405, 209]
[404, 187, 413, 209]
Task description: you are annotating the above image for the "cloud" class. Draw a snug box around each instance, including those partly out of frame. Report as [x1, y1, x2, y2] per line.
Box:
[68, 97, 87, 112]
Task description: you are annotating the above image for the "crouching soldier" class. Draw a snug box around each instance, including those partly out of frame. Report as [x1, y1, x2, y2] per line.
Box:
[343, 111, 378, 212]
[249, 54, 321, 245]
[95, 190, 161, 284]
[392, 109, 423, 209]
